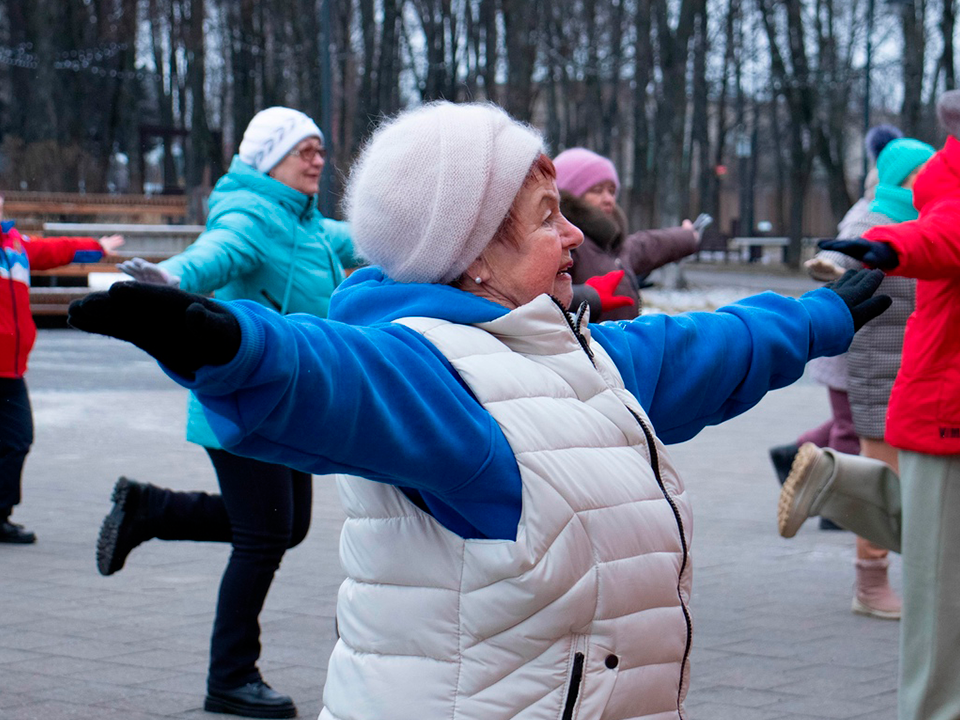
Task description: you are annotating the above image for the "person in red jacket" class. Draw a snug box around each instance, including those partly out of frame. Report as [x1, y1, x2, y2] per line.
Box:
[818, 90, 960, 720]
[0, 193, 123, 543]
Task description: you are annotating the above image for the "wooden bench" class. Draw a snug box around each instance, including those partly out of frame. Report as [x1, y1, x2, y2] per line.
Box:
[29, 251, 183, 316]
[695, 230, 732, 262]
[4, 191, 190, 236]
[729, 236, 791, 263]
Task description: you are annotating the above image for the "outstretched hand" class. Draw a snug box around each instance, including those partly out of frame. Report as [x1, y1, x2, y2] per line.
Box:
[584, 269, 636, 312]
[817, 238, 899, 270]
[118, 257, 181, 287]
[825, 269, 892, 331]
[97, 234, 125, 254]
[804, 256, 846, 282]
[67, 282, 241, 377]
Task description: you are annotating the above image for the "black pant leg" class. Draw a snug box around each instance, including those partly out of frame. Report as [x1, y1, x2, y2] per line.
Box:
[0, 377, 33, 514]
[149, 485, 232, 542]
[204, 448, 312, 691]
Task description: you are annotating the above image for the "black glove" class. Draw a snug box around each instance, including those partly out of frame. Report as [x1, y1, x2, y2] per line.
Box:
[817, 238, 899, 270]
[67, 282, 241, 377]
[824, 269, 892, 331]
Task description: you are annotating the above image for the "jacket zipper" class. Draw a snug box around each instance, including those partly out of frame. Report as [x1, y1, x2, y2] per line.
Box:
[554, 297, 595, 365]
[553, 295, 691, 718]
[561, 651, 585, 720]
[630, 407, 692, 718]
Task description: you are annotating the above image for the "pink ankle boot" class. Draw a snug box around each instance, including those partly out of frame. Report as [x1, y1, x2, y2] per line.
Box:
[852, 558, 901, 620]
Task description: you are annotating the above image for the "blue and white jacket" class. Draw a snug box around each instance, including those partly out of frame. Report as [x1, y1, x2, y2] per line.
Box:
[173, 266, 853, 541]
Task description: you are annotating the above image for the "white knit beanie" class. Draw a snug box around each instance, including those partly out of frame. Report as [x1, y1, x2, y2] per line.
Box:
[237, 107, 324, 173]
[344, 102, 544, 284]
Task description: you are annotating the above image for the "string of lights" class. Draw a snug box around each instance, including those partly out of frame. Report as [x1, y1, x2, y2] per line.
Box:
[0, 41, 154, 80]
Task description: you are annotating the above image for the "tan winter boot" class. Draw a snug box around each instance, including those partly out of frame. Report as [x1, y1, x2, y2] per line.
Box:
[852, 558, 902, 620]
[778, 443, 836, 538]
[777, 443, 902, 552]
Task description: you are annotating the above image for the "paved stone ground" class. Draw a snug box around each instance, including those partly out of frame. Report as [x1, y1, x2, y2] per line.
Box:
[1, 272, 900, 719]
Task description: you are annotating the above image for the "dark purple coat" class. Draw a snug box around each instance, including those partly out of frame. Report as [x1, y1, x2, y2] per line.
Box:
[562, 192, 698, 321]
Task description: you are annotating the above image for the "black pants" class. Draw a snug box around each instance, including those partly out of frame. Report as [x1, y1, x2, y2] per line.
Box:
[148, 448, 312, 691]
[0, 377, 33, 517]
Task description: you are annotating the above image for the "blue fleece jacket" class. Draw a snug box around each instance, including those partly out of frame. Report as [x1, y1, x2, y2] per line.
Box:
[172, 266, 853, 541]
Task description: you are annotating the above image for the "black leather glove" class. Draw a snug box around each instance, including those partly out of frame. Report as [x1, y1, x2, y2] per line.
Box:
[824, 269, 892, 331]
[67, 282, 241, 378]
[817, 238, 900, 270]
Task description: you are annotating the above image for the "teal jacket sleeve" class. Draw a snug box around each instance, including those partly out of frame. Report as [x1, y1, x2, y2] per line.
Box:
[589, 288, 853, 444]
[159, 212, 265, 294]
[321, 218, 359, 269]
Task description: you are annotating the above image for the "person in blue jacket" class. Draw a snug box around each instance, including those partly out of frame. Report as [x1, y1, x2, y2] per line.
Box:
[95, 107, 355, 718]
[69, 102, 889, 720]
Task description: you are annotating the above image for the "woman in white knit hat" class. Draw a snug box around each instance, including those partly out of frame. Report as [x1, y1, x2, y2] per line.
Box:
[94, 107, 356, 719]
[69, 101, 888, 719]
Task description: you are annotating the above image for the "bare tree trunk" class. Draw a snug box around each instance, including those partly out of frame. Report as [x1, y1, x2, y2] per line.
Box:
[501, 0, 539, 121]
[150, 0, 179, 192]
[942, 0, 956, 91]
[604, 0, 626, 164]
[186, 0, 215, 196]
[232, 0, 258, 139]
[630, 0, 654, 230]
[711, 0, 739, 226]
[758, 0, 819, 267]
[691, 0, 709, 219]
[378, 0, 402, 116]
[480, 0, 498, 104]
[901, 0, 926, 136]
[652, 0, 697, 227]
[355, 0, 378, 138]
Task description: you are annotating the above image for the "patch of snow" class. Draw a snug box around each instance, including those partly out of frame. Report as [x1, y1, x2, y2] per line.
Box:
[642, 287, 758, 314]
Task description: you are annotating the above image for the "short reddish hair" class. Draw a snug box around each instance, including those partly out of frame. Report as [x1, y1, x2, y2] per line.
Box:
[490, 154, 556, 248]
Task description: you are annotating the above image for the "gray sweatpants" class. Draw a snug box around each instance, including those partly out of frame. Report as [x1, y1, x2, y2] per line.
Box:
[818, 450, 960, 720]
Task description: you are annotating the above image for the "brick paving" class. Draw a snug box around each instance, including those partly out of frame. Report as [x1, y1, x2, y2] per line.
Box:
[2, 283, 899, 719]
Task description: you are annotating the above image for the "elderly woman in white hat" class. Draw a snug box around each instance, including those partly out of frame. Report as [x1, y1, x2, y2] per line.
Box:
[97, 107, 355, 718]
[69, 101, 888, 720]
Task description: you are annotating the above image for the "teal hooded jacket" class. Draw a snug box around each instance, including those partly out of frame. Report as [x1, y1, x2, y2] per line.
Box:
[160, 156, 355, 447]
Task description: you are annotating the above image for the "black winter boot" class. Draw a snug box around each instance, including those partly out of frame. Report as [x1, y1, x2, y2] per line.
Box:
[0, 513, 36, 544]
[96, 477, 159, 575]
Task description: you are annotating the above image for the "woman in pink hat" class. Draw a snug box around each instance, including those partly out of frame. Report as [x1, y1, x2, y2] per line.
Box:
[553, 147, 699, 320]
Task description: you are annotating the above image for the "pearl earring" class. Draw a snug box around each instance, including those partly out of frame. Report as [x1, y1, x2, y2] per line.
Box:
[474, 276, 483, 284]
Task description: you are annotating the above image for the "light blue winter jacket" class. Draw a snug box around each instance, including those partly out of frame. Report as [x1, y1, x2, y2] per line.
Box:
[160, 156, 355, 447]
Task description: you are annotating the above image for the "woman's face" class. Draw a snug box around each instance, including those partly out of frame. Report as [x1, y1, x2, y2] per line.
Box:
[467, 175, 584, 310]
[581, 180, 617, 216]
[269, 137, 325, 196]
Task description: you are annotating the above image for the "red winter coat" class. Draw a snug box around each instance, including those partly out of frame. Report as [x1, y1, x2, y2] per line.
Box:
[864, 135, 960, 455]
[0, 222, 103, 378]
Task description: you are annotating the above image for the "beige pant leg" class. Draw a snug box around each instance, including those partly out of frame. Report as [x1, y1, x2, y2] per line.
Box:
[898, 451, 960, 720]
[856, 438, 900, 560]
[817, 449, 902, 554]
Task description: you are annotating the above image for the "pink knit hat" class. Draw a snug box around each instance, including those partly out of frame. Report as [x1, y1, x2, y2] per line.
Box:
[553, 148, 620, 197]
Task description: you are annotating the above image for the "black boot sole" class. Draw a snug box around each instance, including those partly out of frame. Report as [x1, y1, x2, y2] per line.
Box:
[204, 694, 297, 718]
[0, 528, 36, 544]
[96, 477, 135, 576]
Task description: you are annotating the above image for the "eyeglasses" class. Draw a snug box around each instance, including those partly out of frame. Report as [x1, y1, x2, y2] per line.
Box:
[289, 145, 326, 163]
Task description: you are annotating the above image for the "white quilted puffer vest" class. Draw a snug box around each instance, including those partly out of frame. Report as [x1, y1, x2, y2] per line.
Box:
[321, 296, 693, 720]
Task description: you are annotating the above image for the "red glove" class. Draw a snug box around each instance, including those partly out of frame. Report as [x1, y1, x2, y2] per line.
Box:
[584, 269, 636, 312]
